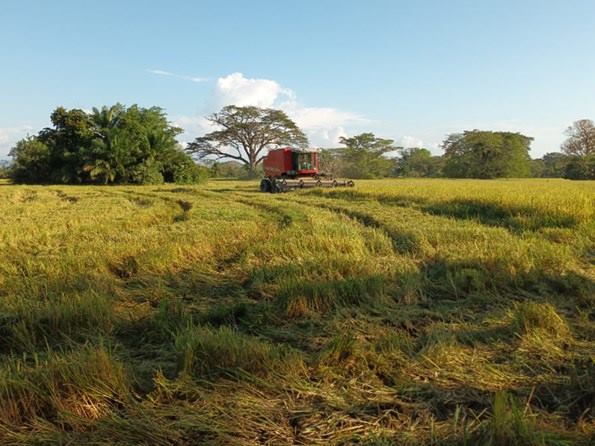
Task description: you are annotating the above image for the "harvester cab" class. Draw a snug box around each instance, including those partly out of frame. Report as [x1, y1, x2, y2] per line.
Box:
[260, 147, 354, 193]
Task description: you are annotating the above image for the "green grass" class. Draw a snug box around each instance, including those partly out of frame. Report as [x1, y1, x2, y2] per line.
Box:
[0, 179, 593, 445]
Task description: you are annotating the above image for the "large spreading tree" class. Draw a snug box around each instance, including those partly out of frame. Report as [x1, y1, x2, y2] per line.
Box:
[186, 105, 308, 175]
[442, 131, 532, 178]
[560, 119, 595, 179]
[9, 104, 205, 184]
[562, 119, 595, 156]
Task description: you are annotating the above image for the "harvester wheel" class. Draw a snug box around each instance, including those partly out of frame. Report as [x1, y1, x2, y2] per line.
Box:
[298, 180, 304, 188]
[347, 180, 355, 187]
[270, 179, 282, 193]
[332, 180, 338, 187]
[260, 179, 271, 193]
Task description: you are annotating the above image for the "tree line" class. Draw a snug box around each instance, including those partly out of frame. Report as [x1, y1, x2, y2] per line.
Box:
[6, 104, 595, 183]
[195, 108, 594, 180]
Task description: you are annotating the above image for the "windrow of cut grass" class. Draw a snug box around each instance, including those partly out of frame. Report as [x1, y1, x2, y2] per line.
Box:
[0, 179, 593, 445]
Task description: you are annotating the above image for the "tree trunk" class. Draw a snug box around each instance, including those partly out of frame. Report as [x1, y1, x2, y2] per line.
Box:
[248, 154, 258, 178]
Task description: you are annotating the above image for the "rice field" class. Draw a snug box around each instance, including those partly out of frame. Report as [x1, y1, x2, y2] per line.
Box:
[0, 178, 593, 445]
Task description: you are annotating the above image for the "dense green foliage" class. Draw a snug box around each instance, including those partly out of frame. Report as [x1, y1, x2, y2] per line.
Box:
[442, 131, 532, 178]
[187, 105, 308, 175]
[564, 154, 595, 180]
[10, 110, 594, 182]
[540, 152, 572, 177]
[207, 160, 249, 178]
[0, 179, 592, 444]
[393, 147, 444, 177]
[9, 105, 206, 185]
[531, 151, 595, 180]
[339, 132, 396, 178]
[317, 148, 346, 177]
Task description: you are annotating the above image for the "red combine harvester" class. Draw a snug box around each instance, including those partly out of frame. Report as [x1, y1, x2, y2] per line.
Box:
[260, 147, 354, 193]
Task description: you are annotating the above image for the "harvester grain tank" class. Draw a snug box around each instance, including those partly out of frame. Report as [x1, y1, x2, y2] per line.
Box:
[260, 147, 354, 193]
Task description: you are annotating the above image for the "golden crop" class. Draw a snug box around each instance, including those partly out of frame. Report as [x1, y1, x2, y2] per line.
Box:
[0, 179, 593, 445]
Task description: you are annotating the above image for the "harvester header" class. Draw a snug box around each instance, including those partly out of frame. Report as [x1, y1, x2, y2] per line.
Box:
[260, 147, 354, 193]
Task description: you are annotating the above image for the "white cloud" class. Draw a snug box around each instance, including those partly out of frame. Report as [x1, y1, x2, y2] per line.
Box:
[179, 72, 365, 147]
[172, 115, 216, 147]
[284, 102, 363, 147]
[398, 135, 424, 149]
[148, 68, 208, 83]
[0, 125, 34, 158]
[213, 72, 288, 108]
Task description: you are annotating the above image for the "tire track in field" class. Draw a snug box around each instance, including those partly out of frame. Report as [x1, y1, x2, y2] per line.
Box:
[287, 195, 422, 256]
[201, 188, 309, 229]
[93, 188, 283, 311]
[300, 188, 583, 235]
[206, 188, 419, 267]
[99, 189, 287, 277]
[96, 189, 195, 223]
[292, 191, 595, 275]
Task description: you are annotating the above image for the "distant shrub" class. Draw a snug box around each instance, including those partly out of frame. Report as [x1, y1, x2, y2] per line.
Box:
[564, 155, 595, 180]
[162, 147, 210, 184]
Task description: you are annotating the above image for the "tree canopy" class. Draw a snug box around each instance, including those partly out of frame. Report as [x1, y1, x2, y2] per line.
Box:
[317, 148, 346, 178]
[562, 119, 595, 157]
[186, 105, 308, 175]
[394, 148, 443, 177]
[442, 131, 532, 178]
[339, 133, 396, 179]
[559, 119, 595, 179]
[540, 152, 571, 178]
[9, 104, 206, 184]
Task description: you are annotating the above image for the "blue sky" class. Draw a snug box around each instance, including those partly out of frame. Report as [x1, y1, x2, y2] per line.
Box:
[1, 0, 595, 158]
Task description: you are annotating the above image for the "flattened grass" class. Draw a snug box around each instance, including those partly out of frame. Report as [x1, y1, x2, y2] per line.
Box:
[0, 179, 593, 444]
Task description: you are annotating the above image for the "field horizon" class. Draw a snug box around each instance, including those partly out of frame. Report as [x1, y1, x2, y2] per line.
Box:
[0, 178, 593, 445]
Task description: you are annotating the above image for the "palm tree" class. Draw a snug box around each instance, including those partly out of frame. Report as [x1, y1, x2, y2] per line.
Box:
[91, 104, 124, 134]
[84, 159, 117, 184]
[85, 108, 126, 183]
